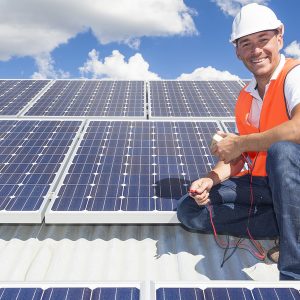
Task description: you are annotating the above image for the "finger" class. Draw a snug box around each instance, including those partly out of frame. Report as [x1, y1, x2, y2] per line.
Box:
[190, 181, 205, 193]
[196, 194, 211, 206]
[217, 131, 226, 138]
[195, 193, 210, 206]
[201, 198, 211, 206]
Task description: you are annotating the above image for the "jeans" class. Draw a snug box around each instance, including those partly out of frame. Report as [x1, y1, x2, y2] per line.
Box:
[177, 141, 300, 280]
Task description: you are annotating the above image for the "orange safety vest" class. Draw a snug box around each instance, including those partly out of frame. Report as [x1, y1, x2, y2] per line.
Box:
[235, 58, 300, 177]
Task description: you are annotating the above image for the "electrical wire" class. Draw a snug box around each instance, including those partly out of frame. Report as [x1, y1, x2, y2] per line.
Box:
[189, 152, 266, 266]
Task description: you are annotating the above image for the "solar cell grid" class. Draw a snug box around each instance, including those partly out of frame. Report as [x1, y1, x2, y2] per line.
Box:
[252, 288, 300, 300]
[0, 120, 81, 223]
[0, 80, 49, 115]
[0, 288, 43, 300]
[25, 80, 145, 117]
[0, 287, 139, 300]
[92, 287, 140, 300]
[156, 287, 300, 300]
[149, 81, 242, 117]
[156, 288, 205, 300]
[42, 287, 91, 300]
[204, 288, 253, 300]
[47, 120, 220, 223]
[222, 121, 237, 133]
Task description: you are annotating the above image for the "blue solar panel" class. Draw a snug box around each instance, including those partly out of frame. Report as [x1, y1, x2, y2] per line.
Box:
[0, 287, 139, 300]
[0, 288, 43, 300]
[92, 287, 140, 300]
[222, 120, 237, 133]
[0, 120, 81, 223]
[204, 288, 253, 300]
[156, 288, 205, 300]
[252, 288, 300, 300]
[42, 288, 91, 300]
[25, 80, 145, 117]
[149, 81, 242, 117]
[47, 121, 220, 223]
[156, 287, 300, 300]
[0, 80, 49, 115]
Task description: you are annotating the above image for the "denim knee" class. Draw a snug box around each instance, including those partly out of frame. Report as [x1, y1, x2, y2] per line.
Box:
[266, 141, 296, 174]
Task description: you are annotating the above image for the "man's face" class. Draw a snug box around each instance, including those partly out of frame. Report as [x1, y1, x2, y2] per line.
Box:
[235, 30, 283, 81]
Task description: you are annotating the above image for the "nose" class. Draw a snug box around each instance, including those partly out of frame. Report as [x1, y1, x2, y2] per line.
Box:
[250, 43, 262, 55]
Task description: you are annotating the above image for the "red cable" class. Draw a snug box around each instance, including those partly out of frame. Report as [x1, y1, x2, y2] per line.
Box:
[190, 153, 266, 261]
[245, 153, 266, 260]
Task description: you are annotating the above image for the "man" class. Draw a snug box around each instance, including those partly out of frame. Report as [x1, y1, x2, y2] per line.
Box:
[177, 3, 300, 280]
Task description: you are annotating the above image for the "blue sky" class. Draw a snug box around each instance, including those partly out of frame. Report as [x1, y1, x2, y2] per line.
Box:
[0, 0, 299, 80]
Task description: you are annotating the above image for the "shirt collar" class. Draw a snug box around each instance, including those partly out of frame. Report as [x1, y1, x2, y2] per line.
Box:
[245, 54, 286, 93]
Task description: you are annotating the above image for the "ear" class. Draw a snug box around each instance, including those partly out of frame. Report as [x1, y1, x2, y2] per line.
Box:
[277, 25, 284, 50]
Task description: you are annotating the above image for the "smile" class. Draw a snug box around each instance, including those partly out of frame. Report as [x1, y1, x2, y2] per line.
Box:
[251, 58, 267, 63]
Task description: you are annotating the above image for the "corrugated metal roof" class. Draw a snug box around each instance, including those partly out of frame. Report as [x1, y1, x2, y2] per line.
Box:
[0, 223, 279, 282]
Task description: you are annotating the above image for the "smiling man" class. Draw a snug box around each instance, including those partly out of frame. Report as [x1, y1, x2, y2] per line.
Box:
[177, 3, 300, 280]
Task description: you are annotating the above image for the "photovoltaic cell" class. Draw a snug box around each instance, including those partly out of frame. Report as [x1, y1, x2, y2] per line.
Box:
[156, 288, 205, 300]
[0, 288, 43, 300]
[204, 288, 253, 300]
[222, 120, 237, 133]
[92, 287, 139, 300]
[0, 287, 139, 300]
[47, 121, 220, 223]
[149, 81, 242, 117]
[1, 286, 299, 300]
[0, 80, 49, 115]
[25, 80, 145, 117]
[252, 288, 300, 300]
[156, 287, 300, 300]
[0, 120, 81, 223]
[42, 288, 91, 300]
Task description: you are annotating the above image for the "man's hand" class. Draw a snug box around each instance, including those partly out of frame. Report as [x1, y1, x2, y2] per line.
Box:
[210, 131, 244, 163]
[189, 177, 214, 206]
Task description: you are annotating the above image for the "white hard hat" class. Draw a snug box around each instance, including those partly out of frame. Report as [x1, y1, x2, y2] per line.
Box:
[230, 3, 283, 45]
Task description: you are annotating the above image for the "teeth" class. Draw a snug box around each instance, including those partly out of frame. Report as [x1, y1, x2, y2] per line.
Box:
[252, 58, 266, 63]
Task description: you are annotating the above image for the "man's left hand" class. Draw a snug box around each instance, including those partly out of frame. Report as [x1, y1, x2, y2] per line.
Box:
[210, 131, 243, 163]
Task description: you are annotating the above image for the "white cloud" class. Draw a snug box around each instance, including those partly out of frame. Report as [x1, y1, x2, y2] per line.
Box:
[177, 66, 239, 80]
[0, 0, 197, 61]
[284, 41, 300, 60]
[79, 49, 160, 80]
[31, 53, 70, 79]
[212, 0, 269, 17]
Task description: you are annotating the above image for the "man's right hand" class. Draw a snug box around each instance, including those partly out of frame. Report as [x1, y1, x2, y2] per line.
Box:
[189, 177, 214, 206]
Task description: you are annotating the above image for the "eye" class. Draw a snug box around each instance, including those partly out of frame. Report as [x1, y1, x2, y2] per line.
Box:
[241, 42, 250, 49]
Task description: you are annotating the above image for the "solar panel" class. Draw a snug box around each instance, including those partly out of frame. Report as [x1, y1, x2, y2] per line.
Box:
[46, 120, 221, 223]
[42, 288, 91, 299]
[156, 287, 300, 300]
[155, 283, 300, 300]
[0, 288, 43, 300]
[0, 80, 49, 116]
[149, 81, 243, 118]
[252, 288, 300, 300]
[25, 80, 145, 117]
[92, 287, 139, 300]
[0, 120, 82, 223]
[2, 284, 299, 300]
[156, 287, 205, 300]
[0, 287, 140, 300]
[222, 120, 237, 133]
[204, 288, 253, 300]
